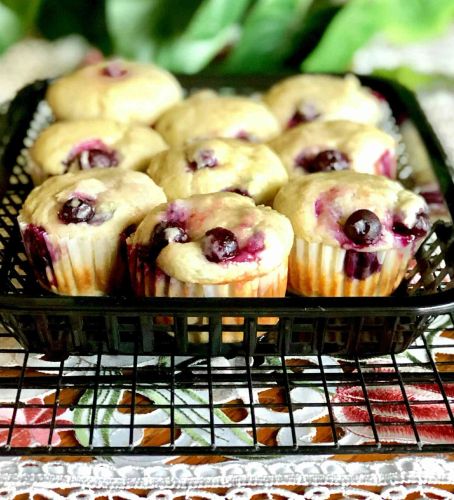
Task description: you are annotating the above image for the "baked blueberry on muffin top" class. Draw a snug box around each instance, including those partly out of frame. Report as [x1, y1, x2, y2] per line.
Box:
[128, 192, 293, 288]
[146, 138, 288, 205]
[269, 120, 397, 179]
[154, 90, 281, 147]
[274, 171, 430, 296]
[46, 59, 183, 125]
[18, 168, 166, 295]
[29, 119, 168, 185]
[264, 74, 382, 129]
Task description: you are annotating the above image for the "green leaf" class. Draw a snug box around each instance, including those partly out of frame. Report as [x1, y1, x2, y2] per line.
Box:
[382, 0, 454, 43]
[154, 25, 240, 73]
[302, 0, 385, 72]
[0, 3, 22, 53]
[221, 0, 313, 73]
[106, 0, 200, 60]
[37, 0, 112, 53]
[0, 0, 41, 31]
[106, 0, 159, 60]
[186, 0, 250, 38]
[154, 0, 250, 73]
[106, 0, 244, 71]
[302, 0, 454, 73]
[372, 67, 441, 92]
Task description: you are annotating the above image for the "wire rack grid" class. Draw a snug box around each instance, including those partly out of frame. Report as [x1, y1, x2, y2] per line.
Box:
[0, 313, 452, 457]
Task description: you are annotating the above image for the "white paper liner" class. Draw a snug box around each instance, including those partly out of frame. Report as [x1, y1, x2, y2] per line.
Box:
[288, 238, 415, 297]
[19, 222, 124, 296]
[129, 253, 288, 342]
[27, 152, 49, 186]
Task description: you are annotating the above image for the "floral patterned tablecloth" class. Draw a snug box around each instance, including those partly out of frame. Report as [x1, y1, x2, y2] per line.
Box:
[0, 311, 452, 499]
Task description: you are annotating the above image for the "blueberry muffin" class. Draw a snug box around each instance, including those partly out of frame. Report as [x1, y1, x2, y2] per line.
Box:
[146, 138, 288, 205]
[263, 74, 382, 129]
[46, 59, 183, 125]
[127, 192, 293, 341]
[273, 171, 430, 297]
[18, 169, 166, 296]
[29, 119, 168, 185]
[269, 120, 397, 179]
[154, 90, 280, 147]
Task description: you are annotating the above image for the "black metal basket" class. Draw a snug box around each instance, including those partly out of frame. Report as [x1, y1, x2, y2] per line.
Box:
[1, 75, 454, 360]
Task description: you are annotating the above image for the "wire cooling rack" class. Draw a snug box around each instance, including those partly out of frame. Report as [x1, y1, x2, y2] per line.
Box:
[0, 313, 452, 457]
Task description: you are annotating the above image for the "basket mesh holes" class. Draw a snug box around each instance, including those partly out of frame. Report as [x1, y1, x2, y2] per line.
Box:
[5, 204, 17, 217]
[45, 316, 71, 341]
[117, 317, 141, 345]
[83, 316, 109, 345]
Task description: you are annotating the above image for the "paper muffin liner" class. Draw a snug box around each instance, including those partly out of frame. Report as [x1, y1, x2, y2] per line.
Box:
[288, 238, 416, 297]
[26, 152, 49, 186]
[373, 150, 397, 179]
[128, 245, 288, 343]
[19, 222, 125, 296]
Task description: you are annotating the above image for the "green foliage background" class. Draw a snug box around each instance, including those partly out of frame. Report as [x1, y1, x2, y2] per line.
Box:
[1, 0, 453, 84]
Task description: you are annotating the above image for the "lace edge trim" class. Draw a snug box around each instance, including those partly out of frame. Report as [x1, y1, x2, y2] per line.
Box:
[1, 456, 453, 489]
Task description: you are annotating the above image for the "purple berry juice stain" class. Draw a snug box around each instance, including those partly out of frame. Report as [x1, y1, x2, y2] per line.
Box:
[22, 224, 58, 288]
[287, 104, 320, 128]
[63, 139, 119, 172]
[223, 187, 252, 198]
[186, 149, 218, 172]
[295, 149, 349, 173]
[344, 250, 381, 280]
[101, 62, 128, 78]
[376, 150, 395, 178]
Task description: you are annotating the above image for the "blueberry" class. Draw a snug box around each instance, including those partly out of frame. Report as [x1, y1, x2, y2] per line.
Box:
[202, 227, 239, 263]
[152, 221, 189, 245]
[344, 209, 382, 245]
[412, 213, 430, 237]
[64, 146, 119, 172]
[296, 149, 349, 173]
[235, 130, 254, 141]
[101, 63, 128, 78]
[58, 198, 95, 224]
[145, 221, 189, 261]
[78, 148, 119, 170]
[287, 105, 320, 128]
[393, 212, 430, 239]
[187, 149, 218, 172]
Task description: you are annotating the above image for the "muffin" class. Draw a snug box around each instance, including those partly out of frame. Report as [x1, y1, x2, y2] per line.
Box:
[46, 59, 183, 125]
[127, 192, 294, 342]
[29, 119, 168, 185]
[263, 74, 382, 129]
[146, 138, 288, 205]
[18, 169, 166, 296]
[154, 90, 280, 147]
[273, 171, 430, 297]
[269, 120, 397, 179]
